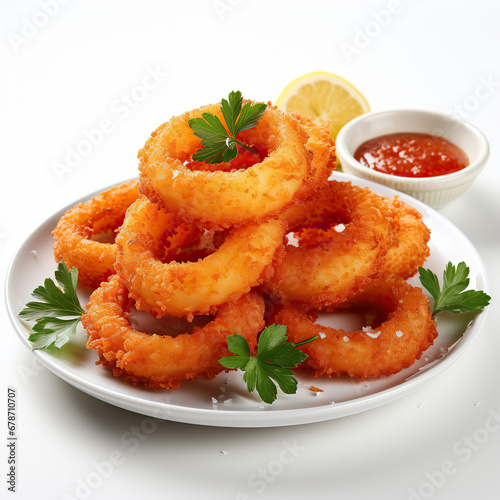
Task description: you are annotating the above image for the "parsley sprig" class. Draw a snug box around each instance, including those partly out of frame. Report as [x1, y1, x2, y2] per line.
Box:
[418, 261, 490, 316]
[188, 90, 267, 164]
[19, 260, 84, 349]
[219, 324, 317, 404]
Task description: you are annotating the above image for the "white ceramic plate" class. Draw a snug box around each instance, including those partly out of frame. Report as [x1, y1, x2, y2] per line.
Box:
[5, 173, 489, 428]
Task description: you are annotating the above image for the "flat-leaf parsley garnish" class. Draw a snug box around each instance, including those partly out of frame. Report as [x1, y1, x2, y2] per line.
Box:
[19, 260, 84, 349]
[188, 90, 267, 164]
[418, 261, 490, 316]
[219, 324, 317, 404]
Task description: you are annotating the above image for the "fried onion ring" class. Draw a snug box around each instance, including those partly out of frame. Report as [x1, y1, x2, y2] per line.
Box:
[263, 180, 394, 307]
[293, 194, 430, 280]
[382, 197, 431, 278]
[273, 276, 438, 379]
[52, 180, 139, 288]
[138, 102, 308, 228]
[289, 112, 337, 199]
[114, 197, 286, 317]
[82, 275, 265, 389]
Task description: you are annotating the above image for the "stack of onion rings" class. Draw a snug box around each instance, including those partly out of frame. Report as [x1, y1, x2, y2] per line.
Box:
[50, 95, 435, 390]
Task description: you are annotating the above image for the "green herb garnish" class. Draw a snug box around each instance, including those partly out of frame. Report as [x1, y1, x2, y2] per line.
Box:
[188, 90, 267, 164]
[219, 324, 317, 404]
[19, 260, 84, 349]
[418, 261, 490, 316]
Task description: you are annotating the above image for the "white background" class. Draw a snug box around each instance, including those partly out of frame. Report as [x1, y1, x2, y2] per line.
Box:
[1, 0, 500, 499]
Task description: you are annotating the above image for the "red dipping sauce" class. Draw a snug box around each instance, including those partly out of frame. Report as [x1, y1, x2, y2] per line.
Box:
[354, 132, 469, 178]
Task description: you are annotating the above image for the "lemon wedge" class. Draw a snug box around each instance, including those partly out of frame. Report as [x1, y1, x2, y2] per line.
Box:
[276, 71, 370, 139]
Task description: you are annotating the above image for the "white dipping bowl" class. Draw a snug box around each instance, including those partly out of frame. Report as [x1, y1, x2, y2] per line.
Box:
[336, 109, 489, 209]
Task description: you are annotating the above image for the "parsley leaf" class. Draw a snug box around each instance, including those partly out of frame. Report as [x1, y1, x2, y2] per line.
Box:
[418, 261, 491, 315]
[19, 260, 85, 349]
[189, 90, 267, 164]
[219, 324, 317, 404]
